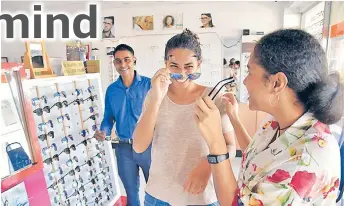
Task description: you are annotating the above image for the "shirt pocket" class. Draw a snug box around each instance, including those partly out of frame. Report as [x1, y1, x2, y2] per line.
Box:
[130, 95, 144, 117]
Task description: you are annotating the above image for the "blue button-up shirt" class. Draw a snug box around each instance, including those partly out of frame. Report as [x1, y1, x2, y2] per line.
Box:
[100, 71, 151, 139]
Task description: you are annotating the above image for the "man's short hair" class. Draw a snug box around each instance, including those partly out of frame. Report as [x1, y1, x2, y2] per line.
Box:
[104, 16, 114, 25]
[113, 44, 135, 57]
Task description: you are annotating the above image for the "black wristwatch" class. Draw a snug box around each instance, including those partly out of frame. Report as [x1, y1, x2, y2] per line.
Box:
[207, 153, 230, 164]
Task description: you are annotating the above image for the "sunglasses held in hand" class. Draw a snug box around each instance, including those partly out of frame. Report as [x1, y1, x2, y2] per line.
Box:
[208, 77, 236, 100]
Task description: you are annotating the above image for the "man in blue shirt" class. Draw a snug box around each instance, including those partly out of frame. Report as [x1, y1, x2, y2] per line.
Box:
[95, 44, 151, 206]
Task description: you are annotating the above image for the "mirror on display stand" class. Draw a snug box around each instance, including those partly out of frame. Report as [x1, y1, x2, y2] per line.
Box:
[29, 43, 45, 69]
[24, 41, 56, 79]
[222, 36, 242, 97]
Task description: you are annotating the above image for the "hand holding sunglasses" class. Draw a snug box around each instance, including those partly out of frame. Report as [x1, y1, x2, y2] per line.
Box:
[208, 77, 236, 100]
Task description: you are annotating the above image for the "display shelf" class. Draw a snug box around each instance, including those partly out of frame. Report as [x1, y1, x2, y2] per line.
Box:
[22, 73, 121, 206]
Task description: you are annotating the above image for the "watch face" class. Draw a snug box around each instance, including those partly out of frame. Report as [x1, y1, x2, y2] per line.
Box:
[208, 156, 217, 164]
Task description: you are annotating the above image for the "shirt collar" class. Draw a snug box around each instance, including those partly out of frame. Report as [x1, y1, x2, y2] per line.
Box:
[116, 70, 141, 88]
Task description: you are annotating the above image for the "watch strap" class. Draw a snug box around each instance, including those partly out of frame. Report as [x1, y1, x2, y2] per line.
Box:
[207, 153, 230, 164]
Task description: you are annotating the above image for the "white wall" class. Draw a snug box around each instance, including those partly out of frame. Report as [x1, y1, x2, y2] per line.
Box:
[1, 1, 285, 62]
[283, 12, 301, 29]
[1, 1, 286, 93]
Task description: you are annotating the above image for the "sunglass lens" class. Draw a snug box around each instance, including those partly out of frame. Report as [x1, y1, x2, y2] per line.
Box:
[47, 120, 53, 128]
[38, 134, 46, 141]
[68, 134, 74, 141]
[170, 73, 184, 80]
[57, 116, 63, 123]
[58, 167, 63, 175]
[51, 143, 57, 151]
[48, 131, 54, 138]
[53, 154, 59, 161]
[92, 125, 97, 131]
[66, 159, 73, 167]
[34, 108, 43, 116]
[64, 148, 70, 154]
[61, 137, 68, 143]
[44, 158, 52, 164]
[43, 106, 50, 113]
[73, 156, 78, 162]
[32, 97, 40, 106]
[56, 102, 63, 108]
[188, 72, 201, 80]
[65, 114, 70, 120]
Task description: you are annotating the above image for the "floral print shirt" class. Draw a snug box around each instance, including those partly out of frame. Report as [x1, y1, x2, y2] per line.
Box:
[235, 113, 341, 205]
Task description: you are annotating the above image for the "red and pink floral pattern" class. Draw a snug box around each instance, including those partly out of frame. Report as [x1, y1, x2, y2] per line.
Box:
[235, 113, 341, 205]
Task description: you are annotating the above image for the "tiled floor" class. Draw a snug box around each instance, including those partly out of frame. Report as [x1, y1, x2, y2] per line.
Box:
[114, 152, 242, 205]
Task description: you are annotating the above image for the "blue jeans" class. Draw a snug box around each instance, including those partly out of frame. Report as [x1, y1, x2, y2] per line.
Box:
[144, 193, 219, 206]
[115, 143, 151, 206]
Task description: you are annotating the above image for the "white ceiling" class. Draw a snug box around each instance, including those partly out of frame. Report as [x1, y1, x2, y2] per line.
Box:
[1, 1, 292, 10]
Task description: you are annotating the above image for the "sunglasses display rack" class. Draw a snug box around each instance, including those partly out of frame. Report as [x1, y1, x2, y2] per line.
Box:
[22, 73, 120, 206]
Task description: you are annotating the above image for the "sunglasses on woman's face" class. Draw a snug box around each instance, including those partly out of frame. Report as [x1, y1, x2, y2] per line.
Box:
[170, 72, 201, 80]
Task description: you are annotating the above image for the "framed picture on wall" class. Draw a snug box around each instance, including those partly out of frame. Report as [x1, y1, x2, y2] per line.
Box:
[133, 16, 154, 31]
[66, 40, 89, 61]
[200, 13, 215, 28]
[1, 57, 8, 63]
[102, 16, 115, 39]
[162, 14, 183, 30]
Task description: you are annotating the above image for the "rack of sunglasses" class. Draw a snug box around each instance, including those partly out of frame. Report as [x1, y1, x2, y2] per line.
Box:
[22, 74, 121, 206]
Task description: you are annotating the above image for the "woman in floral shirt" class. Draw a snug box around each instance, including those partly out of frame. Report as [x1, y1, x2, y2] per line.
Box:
[194, 29, 343, 205]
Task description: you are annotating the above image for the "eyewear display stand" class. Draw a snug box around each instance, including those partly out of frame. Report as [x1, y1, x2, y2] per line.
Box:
[22, 73, 121, 206]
